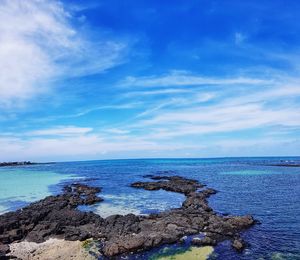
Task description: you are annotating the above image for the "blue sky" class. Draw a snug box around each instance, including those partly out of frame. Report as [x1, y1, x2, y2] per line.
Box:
[0, 0, 300, 161]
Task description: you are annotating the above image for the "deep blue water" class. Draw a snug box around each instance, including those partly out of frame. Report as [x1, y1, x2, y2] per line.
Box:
[0, 157, 300, 259]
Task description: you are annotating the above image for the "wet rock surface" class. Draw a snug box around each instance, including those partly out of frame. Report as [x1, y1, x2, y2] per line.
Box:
[232, 237, 247, 252]
[0, 176, 256, 258]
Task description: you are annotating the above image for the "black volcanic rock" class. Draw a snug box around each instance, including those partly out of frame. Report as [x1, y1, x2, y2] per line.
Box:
[0, 176, 256, 257]
[232, 237, 246, 252]
[192, 236, 217, 246]
[131, 175, 204, 195]
[0, 243, 10, 257]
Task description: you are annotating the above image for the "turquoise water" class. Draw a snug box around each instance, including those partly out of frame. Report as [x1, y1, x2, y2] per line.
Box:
[0, 157, 299, 259]
[220, 170, 278, 175]
[0, 167, 76, 213]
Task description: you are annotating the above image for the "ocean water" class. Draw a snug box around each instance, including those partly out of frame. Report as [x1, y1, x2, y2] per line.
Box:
[0, 168, 76, 214]
[0, 157, 299, 259]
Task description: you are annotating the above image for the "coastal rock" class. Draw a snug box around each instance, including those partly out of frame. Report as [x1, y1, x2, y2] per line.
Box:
[0, 243, 10, 256]
[0, 175, 257, 257]
[0, 161, 35, 167]
[131, 175, 204, 195]
[179, 235, 187, 243]
[232, 238, 246, 252]
[192, 236, 217, 246]
[0, 184, 104, 245]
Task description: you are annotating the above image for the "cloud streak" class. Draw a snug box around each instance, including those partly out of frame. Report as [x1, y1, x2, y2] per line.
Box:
[0, 132, 197, 161]
[121, 70, 270, 88]
[27, 126, 93, 137]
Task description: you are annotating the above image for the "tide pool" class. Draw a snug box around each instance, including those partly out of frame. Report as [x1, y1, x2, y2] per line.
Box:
[0, 168, 74, 214]
[80, 189, 186, 218]
[153, 246, 214, 260]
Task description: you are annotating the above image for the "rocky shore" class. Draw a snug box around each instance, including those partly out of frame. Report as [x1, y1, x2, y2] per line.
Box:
[0, 161, 36, 167]
[0, 175, 257, 258]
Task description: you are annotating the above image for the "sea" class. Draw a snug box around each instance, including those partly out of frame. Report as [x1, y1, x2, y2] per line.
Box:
[0, 157, 299, 259]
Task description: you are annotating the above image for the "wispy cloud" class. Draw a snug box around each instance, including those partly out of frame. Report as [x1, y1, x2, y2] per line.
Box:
[0, 0, 127, 107]
[123, 79, 300, 139]
[27, 126, 93, 136]
[120, 70, 270, 88]
[104, 128, 130, 135]
[72, 103, 140, 117]
[123, 88, 192, 97]
[0, 123, 298, 161]
[0, 131, 197, 161]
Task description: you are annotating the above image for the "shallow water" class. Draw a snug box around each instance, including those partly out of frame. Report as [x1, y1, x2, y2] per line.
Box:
[0, 157, 299, 259]
[0, 168, 75, 213]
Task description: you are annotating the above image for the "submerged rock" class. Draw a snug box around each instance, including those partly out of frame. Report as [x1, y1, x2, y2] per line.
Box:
[0, 175, 256, 257]
[232, 238, 246, 252]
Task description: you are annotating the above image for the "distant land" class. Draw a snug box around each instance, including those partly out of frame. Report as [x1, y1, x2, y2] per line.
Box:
[0, 161, 35, 167]
[0, 161, 55, 167]
[0, 161, 38, 167]
[0, 159, 299, 168]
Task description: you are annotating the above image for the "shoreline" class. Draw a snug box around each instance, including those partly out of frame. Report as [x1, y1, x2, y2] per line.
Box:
[0, 161, 55, 167]
[7, 239, 214, 260]
[0, 175, 256, 258]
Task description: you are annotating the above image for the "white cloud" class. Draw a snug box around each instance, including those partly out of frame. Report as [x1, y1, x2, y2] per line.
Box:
[210, 138, 300, 157]
[151, 103, 299, 138]
[133, 92, 216, 119]
[0, 128, 298, 161]
[0, 0, 127, 107]
[127, 82, 300, 139]
[105, 128, 130, 135]
[123, 88, 192, 97]
[27, 126, 93, 136]
[0, 133, 196, 161]
[120, 70, 270, 88]
[72, 103, 140, 117]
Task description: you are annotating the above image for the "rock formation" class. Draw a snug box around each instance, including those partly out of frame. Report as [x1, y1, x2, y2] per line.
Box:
[0, 175, 256, 258]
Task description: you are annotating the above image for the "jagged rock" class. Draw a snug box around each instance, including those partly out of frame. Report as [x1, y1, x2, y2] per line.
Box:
[131, 175, 204, 195]
[232, 238, 246, 252]
[179, 236, 187, 243]
[0, 243, 10, 255]
[192, 236, 217, 246]
[0, 161, 35, 167]
[0, 175, 256, 257]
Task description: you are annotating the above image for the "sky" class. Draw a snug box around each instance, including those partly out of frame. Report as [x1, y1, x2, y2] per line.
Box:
[0, 0, 300, 161]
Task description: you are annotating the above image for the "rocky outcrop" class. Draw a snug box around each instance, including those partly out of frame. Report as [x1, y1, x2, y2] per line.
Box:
[232, 237, 246, 252]
[132, 175, 204, 195]
[0, 244, 10, 258]
[0, 161, 36, 167]
[0, 176, 256, 258]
